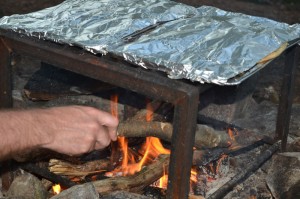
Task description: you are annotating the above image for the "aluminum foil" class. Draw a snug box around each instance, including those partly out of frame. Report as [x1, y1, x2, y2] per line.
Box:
[0, 0, 197, 54]
[0, 0, 299, 85]
[112, 6, 300, 84]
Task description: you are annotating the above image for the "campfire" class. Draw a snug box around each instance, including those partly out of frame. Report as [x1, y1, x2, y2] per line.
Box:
[0, 55, 299, 199]
[0, 0, 299, 198]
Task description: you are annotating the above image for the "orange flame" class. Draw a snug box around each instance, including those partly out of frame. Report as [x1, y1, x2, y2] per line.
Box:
[227, 128, 236, 141]
[109, 96, 199, 189]
[52, 184, 61, 195]
[108, 98, 170, 177]
[190, 169, 198, 183]
[110, 94, 118, 118]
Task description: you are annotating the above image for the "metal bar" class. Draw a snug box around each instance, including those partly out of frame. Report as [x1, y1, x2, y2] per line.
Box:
[275, 44, 299, 151]
[0, 36, 14, 191]
[167, 87, 199, 199]
[0, 31, 200, 104]
[0, 37, 12, 108]
[0, 30, 200, 198]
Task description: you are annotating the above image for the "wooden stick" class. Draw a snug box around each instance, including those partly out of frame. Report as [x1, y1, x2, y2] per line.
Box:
[20, 162, 76, 188]
[49, 158, 110, 176]
[92, 154, 169, 195]
[117, 121, 231, 149]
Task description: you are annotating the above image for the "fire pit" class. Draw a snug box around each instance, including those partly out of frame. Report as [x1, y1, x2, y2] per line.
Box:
[0, 0, 299, 198]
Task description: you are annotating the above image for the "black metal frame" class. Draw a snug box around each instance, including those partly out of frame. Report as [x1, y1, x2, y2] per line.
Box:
[275, 43, 299, 151]
[0, 29, 298, 198]
[0, 30, 199, 199]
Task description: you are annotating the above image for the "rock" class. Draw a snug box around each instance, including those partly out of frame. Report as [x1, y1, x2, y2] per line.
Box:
[50, 183, 98, 199]
[100, 191, 150, 199]
[289, 138, 300, 152]
[6, 172, 48, 199]
[266, 152, 300, 199]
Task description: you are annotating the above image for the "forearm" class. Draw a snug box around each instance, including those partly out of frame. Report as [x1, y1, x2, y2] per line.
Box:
[0, 109, 46, 160]
[0, 106, 118, 161]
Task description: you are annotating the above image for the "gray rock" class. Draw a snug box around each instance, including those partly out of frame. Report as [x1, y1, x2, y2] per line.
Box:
[6, 173, 48, 199]
[50, 183, 98, 199]
[100, 191, 150, 199]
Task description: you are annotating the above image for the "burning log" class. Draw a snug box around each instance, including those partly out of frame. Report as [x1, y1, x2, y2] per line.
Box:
[48, 148, 228, 177]
[92, 154, 169, 195]
[48, 138, 270, 177]
[49, 158, 110, 176]
[117, 121, 231, 149]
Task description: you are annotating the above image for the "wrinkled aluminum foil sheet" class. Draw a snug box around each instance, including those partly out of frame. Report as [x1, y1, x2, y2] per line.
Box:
[0, 0, 197, 54]
[0, 0, 299, 85]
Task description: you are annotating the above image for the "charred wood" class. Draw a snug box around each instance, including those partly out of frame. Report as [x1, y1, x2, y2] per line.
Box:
[20, 162, 76, 188]
[207, 142, 280, 199]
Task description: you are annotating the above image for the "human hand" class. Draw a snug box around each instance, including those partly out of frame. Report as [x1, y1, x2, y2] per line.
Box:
[36, 106, 118, 156]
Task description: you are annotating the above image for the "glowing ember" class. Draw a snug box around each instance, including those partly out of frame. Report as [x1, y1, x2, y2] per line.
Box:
[190, 169, 198, 183]
[52, 184, 61, 195]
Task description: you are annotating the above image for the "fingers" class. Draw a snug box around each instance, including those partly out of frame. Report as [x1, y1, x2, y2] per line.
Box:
[107, 126, 118, 141]
[90, 108, 119, 141]
[44, 106, 119, 155]
[96, 110, 119, 128]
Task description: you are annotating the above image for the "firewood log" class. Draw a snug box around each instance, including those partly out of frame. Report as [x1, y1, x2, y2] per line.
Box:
[117, 121, 231, 149]
[49, 158, 110, 176]
[92, 154, 169, 195]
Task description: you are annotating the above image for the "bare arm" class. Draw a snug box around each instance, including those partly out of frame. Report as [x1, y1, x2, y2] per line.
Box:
[0, 106, 118, 160]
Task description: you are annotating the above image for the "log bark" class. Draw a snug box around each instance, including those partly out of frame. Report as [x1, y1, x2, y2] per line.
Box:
[118, 121, 231, 149]
[49, 159, 110, 176]
[92, 154, 169, 195]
